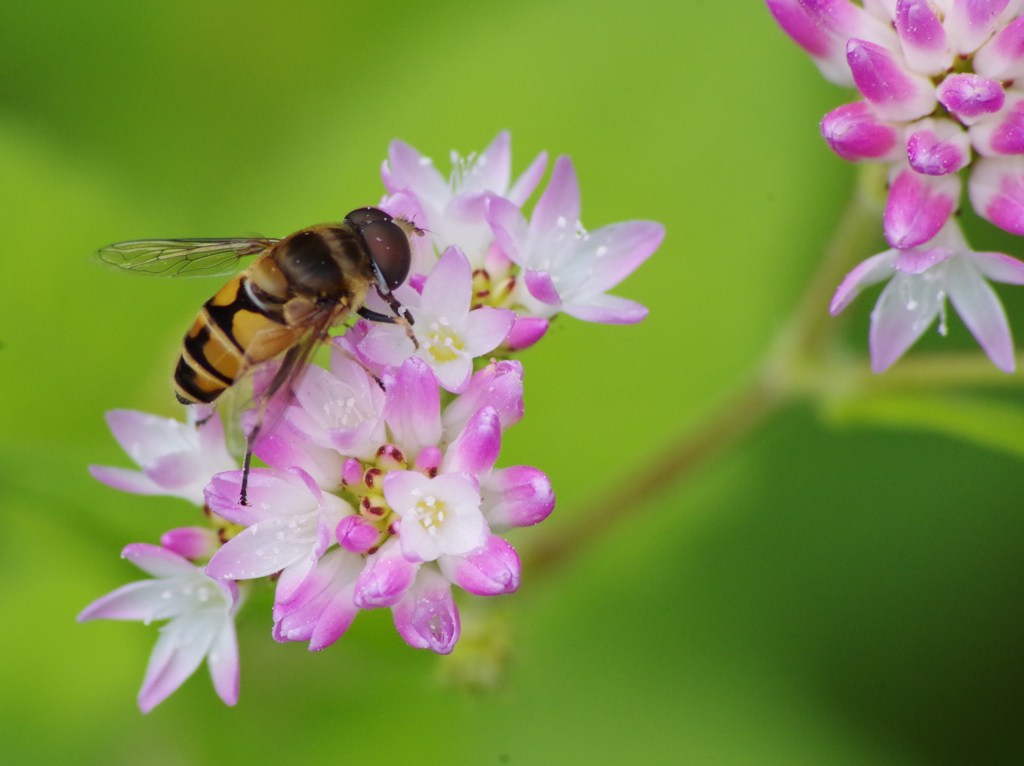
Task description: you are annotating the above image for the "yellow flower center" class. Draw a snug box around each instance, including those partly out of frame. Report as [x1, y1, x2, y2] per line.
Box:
[415, 494, 448, 536]
[424, 320, 464, 363]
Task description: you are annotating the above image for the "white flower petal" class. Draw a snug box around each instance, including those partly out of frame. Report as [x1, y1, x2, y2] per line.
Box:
[946, 257, 1016, 372]
[869, 271, 942, 372]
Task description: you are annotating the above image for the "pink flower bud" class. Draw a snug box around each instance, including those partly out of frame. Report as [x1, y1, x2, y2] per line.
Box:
[937, 74, 1005, 125]
[946, 0, 1011, 55]
[505, 315, 549, 350]
[847, 38, 936, 122]
[336, 515, 381, 553]
[895, 0, 951, 75]
[392, 569, 460, 654]
[414, 445, 443, 475]
[442, 360, 524, 435]
[969, 156, 1024, 235]
[975, 15, 1024, 79]
[482, 466, 555, 529]
[906, 120, 971, 175]
[821, 102, 900, 162]
[971, 97, 1024, 156]
[441, 535, 521, 596]
[884, 168, 959, 249]
[160, 526, 218, 560]
[443, 406, 502, 475]
[354, 542, 418, 608]
[766, 0, 895, 86]
[341, 458, 364, 487]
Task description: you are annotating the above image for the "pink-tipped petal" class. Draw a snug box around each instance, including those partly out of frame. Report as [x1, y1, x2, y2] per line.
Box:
[821, 102, 901, 161]
[766, 0, 895, 85]
[160, 527, 218, 560]
[508, 150, 549, 206]
[485, 195, 528, 266]
[122, 543, 197, 578]
[582, 220, 665, 294]
[524, 269, 562, 305]
[946, 0, 1011, 55]
[847, 38, 937, 121]
[481, 465, 556, 529]
[562, 294, 649, 324]
[975, 15, 1024, 78]
[532, 156, 581, 238]
[766, 0, 838, 58]
[969, 156, 1024, 234]
[972, 250, 1024, 283]
[895, 0, 951, 74]
[505, 316, 549, 350]
[443, 406, 502, 475]
[937, 74, 1006, 126]
[831, 250, 897, 315]
[88, 465, 163, 497]
[383, 357, 442, 457]
[440, 535, 521, 596]
[442, 359, 524, 435]
[884, 168, 959, 249]
[972, 97, 1024, 155]
[272, 549, 362, 650]
[945, 257, 1017, 372]
[207, 622, 240, 707]
[353, 541, 418, 608]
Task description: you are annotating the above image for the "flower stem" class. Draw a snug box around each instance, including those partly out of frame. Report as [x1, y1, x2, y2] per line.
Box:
[524, 371, 784, 575]
[525, 166, 888, 577]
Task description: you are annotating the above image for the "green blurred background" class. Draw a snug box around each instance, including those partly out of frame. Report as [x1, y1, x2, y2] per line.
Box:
[3, 1, 1024, 763]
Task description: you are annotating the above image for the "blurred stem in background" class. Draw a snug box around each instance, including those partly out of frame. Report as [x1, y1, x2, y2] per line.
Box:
[527, 164, 1022, 578]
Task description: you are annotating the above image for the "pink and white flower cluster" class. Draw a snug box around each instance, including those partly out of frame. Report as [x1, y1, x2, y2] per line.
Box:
[80, 133, 663, 712]
[767, 0, 1024, 370]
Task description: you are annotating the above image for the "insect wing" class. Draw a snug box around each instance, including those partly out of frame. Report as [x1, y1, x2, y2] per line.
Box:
[97, 238, 278, 278]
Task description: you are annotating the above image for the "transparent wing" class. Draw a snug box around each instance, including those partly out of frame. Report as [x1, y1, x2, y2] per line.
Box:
[97, 237, 279, 278]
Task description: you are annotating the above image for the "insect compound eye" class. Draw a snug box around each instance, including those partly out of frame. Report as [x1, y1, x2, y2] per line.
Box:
[345, 206, 390, 228]
[361, 219, 411, 291]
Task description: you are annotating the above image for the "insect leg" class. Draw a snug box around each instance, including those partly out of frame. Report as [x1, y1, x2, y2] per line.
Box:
[238, 344, 307, 505]
[332, 336, 388, 392]
[357, 306, 398, 324]
[371, 285, 419, 350]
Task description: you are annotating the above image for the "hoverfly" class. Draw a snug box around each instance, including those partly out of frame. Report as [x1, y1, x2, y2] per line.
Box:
[99, 207, 418, 504]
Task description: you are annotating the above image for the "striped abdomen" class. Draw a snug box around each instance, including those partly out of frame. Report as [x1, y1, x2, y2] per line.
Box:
[173, 269, 302, 405]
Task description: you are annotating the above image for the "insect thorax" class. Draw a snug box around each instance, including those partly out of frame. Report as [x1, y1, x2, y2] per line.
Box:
[272, 225, 375, 300]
